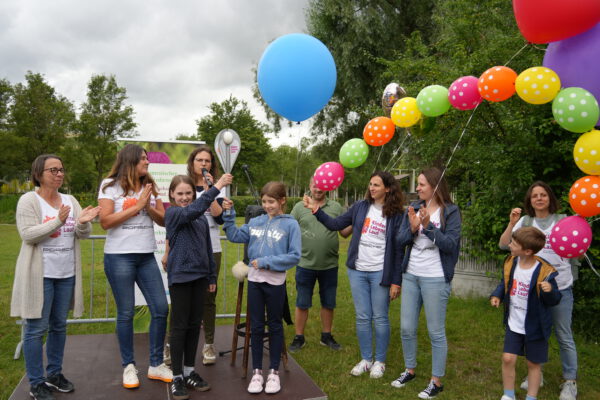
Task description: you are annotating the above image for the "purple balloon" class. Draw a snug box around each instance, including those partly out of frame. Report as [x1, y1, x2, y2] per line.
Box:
[544, 22, 600, 126]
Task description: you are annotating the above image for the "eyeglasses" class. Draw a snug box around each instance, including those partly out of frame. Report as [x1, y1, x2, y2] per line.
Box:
[43, 168, 66, 175]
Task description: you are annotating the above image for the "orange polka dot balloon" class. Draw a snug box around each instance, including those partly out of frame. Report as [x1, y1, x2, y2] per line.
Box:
[569, 175, 600, 217]
[478, 66, 517, 102]
[363, 117, 395, 146]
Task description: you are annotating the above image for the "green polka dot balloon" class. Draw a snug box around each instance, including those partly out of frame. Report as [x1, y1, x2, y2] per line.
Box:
[416, 85, 451, 117]
[552, 87, 599, 133]
[339, 138, 369, 168]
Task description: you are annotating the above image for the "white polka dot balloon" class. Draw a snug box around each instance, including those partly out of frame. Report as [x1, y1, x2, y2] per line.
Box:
[313, 162, 345, 191]
[552, 87, 600, 133]
[339, 138, 369, 168]
[416, 85, 451, 117]
[573, 129, 600, 175]
[549, 215, 592, 258]
[448, 76, 482, 111]
[515, 66, 561, 105]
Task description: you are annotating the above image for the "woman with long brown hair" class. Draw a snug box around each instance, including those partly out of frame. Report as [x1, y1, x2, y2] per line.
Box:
[305, 171, 405, 380]
[393, 167, 461, 399]
[98, 144, 171, 389]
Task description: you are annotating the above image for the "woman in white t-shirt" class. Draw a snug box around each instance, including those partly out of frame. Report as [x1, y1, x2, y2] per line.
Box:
[98, 144, 171, 389]
[186, 145, 225, 365]
[305, 171, 405, 380]
[11, 154, 99, 399]
[498, 181, 578, 399]
[393, 167, 461, 399]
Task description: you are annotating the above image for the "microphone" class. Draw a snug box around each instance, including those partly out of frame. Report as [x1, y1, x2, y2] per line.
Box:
[201, 168, 213, 188]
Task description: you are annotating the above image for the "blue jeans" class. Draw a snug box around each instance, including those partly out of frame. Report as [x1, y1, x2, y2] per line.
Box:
[23, 277, 75, 386]
[400, 273, 451, 377]
[551, 287, 578, 380]
[347, 268, 390, 363]
[104, 253, 169, 367]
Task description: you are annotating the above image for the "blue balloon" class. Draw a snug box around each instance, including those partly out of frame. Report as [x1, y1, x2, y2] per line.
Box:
[258, 33, 336, 122]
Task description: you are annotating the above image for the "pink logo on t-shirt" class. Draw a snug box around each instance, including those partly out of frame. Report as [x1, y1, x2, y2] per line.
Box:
[43, 215, 60, 238]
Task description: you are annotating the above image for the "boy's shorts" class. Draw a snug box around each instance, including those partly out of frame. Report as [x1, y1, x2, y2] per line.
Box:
[295, 266, 338, 309]
[503, 328, 548, 364]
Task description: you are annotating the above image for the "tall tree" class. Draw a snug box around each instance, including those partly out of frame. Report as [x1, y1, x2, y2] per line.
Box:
[8, 72, 75, 175]
[195, 96, 273, 194]
[76, 74, 137, 189]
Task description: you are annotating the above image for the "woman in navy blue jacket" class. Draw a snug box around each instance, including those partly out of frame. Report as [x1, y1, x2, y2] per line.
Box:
[392, 167, 461, 399]
[305, 171, 404, 380]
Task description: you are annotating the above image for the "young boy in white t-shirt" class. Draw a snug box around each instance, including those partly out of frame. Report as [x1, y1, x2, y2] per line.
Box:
[490, 227, 562, 400]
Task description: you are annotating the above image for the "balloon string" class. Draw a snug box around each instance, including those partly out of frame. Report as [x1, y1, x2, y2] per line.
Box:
[425, 43, 530, 208]
[427, 103, 480, 208]
[293, 123, 303, 197]
[584, 253, 600, 278]
[373, 144, 386, 173]
[383, 129, 412, 172]
[504, 43, 530, 67]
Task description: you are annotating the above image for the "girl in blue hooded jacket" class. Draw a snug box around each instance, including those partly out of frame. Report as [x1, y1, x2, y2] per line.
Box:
[222, 181, 301, 395]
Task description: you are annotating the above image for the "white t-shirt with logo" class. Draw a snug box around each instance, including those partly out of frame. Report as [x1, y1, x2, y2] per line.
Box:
[196, 186, 226, 253]
[407, 208, 444, 277]
[36, 193, 75, 278]
[508, 259, 538, 334]
[355, 204, 387, 272]
[513, 216, 572, 290]
[98, 179, 158, 254]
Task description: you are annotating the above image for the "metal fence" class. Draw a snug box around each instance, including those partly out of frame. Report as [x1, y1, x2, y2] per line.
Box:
[14, 233, 499, 359]
[14, 234, 245, 360]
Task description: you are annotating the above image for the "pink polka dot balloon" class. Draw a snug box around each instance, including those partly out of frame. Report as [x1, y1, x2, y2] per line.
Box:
[448, 76, 482, 110]
[549, 216, 592, 258]
[313, 162, 345, 191]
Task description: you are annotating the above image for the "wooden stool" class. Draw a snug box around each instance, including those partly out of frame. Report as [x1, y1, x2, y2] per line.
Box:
[229, 281, 289, 378]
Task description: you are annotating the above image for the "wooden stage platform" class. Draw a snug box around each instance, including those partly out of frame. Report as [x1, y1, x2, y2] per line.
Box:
[10, 325, 327, 400]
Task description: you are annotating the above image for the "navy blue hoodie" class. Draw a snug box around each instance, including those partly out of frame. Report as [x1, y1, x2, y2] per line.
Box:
[165, 186, 220, 286]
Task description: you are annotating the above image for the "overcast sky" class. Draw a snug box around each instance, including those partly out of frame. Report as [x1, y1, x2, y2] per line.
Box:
[0, 0, 311, 146]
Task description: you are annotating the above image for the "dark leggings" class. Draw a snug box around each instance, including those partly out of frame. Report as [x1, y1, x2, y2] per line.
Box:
[247, 281, 285, 371]
[169, 278, 208, 376]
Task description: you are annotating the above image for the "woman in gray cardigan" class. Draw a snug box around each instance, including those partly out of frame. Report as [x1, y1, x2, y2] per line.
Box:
[11, 154, 99, 400]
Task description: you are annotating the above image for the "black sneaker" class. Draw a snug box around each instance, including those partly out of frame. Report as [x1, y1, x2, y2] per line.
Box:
[320, 333, 341, 350]
[391, 369, 416, 388]
[418, 380, 444, 399]
[171, 377, 189, 400]
[45, 373, 74, 393]
[289, 335, 306, 352]
[185, 371, 210, 392]
[29, 383, 55, 400]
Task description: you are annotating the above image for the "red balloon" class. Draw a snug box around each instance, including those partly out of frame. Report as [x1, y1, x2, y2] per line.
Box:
[513, 0, 600, 44]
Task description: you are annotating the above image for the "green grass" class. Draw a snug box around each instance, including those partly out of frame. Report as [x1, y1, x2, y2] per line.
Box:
[1, 223, 599, 399]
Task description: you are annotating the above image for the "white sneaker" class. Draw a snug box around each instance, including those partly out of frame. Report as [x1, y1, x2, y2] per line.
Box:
[370, 361, 385, 379]
[350, 359, 373, 376]
[247, 370, 264, 394]
[202, 343, 216, 365]
[148, 363, 173, 382]
[123, 363, 139, 389]
[264, 370, 281, 394]
[500, 395, 515, 400]
[520, 373, 544, 390]
[559, 380, 577, 400]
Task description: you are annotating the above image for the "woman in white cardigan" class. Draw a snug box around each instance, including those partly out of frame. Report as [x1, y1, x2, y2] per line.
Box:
[11, 154, 99, 400]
